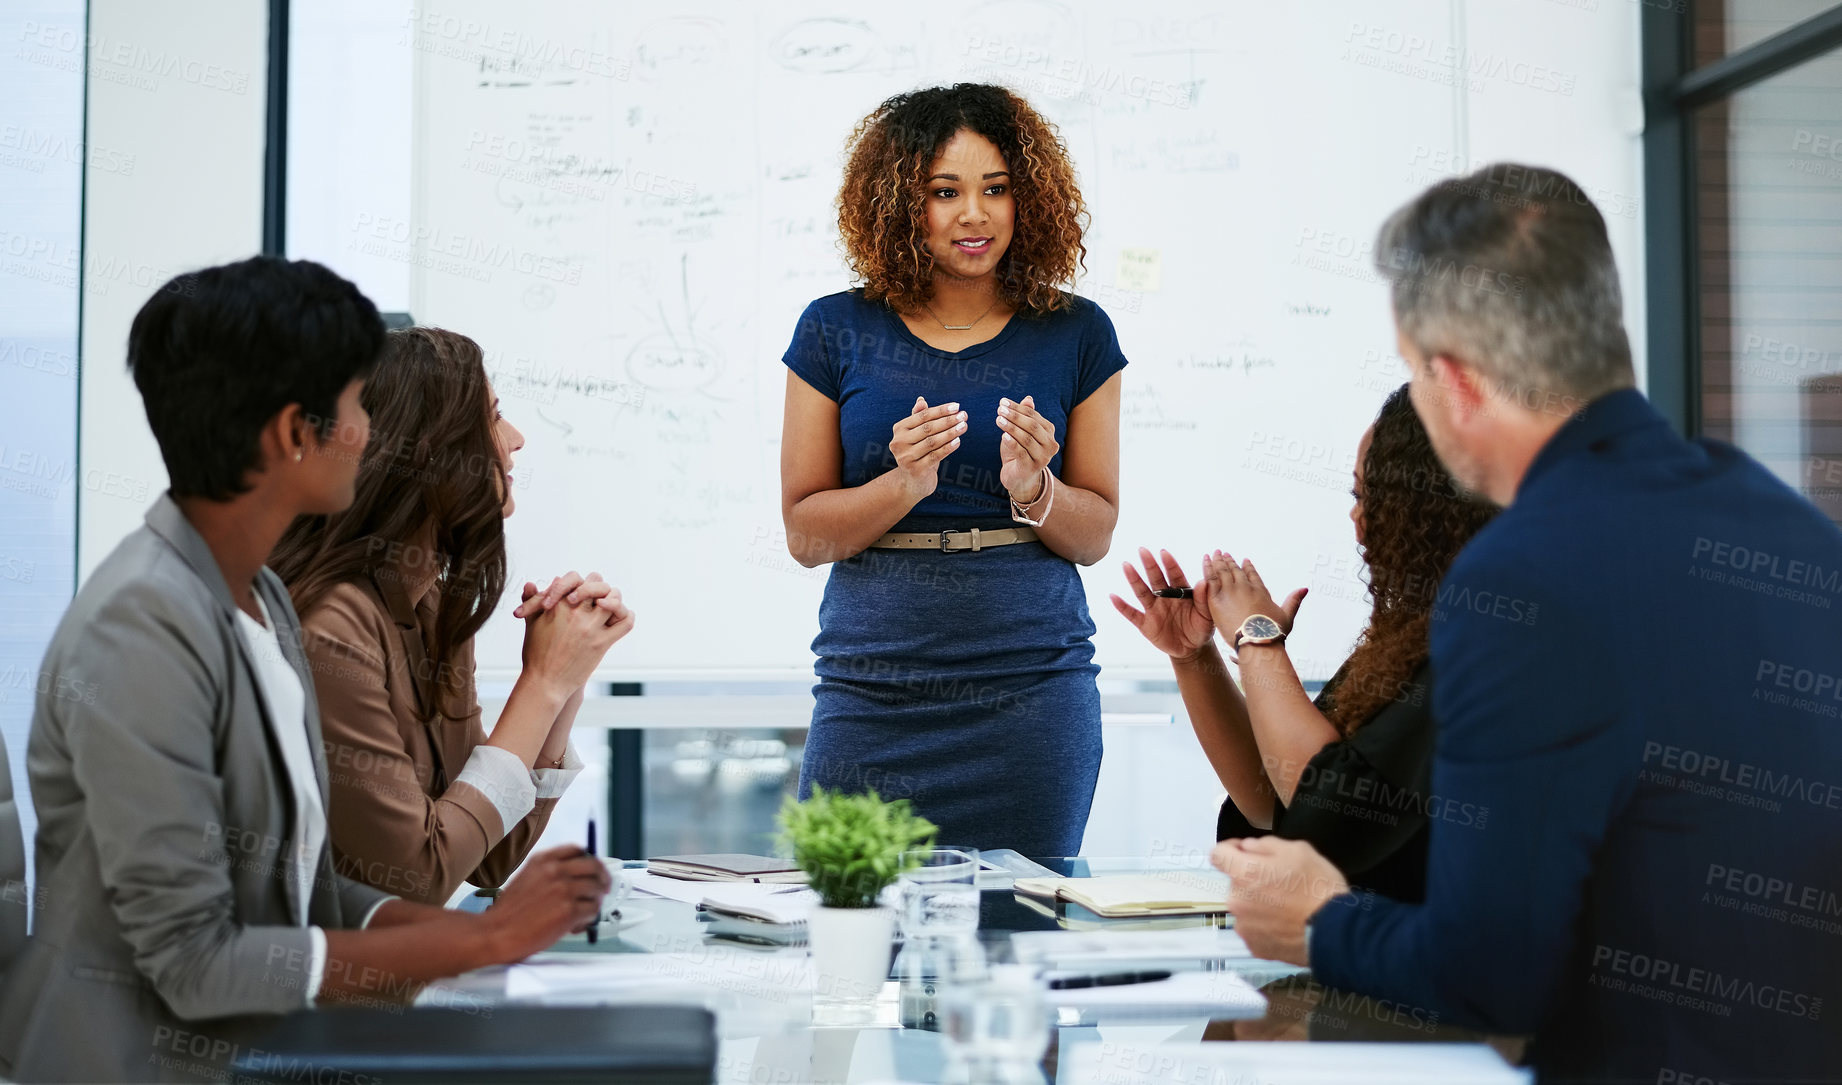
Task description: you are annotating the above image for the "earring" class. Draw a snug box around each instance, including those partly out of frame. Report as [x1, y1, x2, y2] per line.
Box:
[295, 451, 303, 463]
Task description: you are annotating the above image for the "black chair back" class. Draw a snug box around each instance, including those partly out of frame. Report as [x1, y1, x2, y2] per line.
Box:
[234, 1004, 717, 1084]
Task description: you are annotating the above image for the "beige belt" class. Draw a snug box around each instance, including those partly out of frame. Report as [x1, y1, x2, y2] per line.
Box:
[869, 527, 1039, 552]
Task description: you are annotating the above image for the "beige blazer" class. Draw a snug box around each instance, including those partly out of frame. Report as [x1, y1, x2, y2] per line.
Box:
[0, 495, 392, 1083]
[298, 573, 558, 906]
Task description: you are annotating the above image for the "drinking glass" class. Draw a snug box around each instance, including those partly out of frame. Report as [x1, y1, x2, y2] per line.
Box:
[940, 964, 1051, 1083]
[899, 846, 979, 938]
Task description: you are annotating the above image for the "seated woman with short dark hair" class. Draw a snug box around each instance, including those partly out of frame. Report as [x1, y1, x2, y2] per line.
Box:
[1113, 385, 1494, 901]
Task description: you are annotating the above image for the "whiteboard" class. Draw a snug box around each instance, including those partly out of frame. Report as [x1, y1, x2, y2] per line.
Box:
[407, 0, 1643, 680]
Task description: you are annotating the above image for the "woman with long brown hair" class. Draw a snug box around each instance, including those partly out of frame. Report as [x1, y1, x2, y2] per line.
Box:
[271, 326, 633, 904]
[1112, 384, 1494, 900]
[779, 83, 1126, 854]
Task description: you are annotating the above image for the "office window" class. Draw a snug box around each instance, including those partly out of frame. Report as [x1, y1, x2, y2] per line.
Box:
[1698, 0, 1842, 61]
[286, 0, 411, 311]
[1696, 49, 1842, 521]
[0, 0, 86, 905]
[1648, 3, 1842, 526]
[643, 729, 802, 856]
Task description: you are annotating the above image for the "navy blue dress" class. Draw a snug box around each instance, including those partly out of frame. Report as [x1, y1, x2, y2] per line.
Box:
[783, 290, 1129, 856]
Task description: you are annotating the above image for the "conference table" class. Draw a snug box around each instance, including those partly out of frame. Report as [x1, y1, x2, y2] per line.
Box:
[425, 855, 1527, 1083]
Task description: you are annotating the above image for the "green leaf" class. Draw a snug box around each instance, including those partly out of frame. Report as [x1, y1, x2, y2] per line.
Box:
[775, 786, 941, 906]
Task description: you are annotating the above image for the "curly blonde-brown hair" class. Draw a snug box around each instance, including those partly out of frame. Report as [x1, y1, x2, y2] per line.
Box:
[836, 83, 1087, 316]
[1324, 384, 1498, 734]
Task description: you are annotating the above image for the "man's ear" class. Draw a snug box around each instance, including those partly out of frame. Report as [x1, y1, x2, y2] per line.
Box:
[1428, 353, 1489, 425]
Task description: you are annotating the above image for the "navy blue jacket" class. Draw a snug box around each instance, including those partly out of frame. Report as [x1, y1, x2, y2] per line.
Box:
[1310, 389, 1842, 1081]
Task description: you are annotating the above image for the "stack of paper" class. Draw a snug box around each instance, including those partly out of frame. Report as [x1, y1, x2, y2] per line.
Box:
[506, 948, 814, 1006]
[1065, 1042, 1532, 1084]
[1011, 928, 1255, 970]
[1048, 970, 1267, 1021]
[626, 869, 722, 906]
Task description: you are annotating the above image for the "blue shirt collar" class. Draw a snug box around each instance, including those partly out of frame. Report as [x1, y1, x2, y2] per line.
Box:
[1518, 387, 1669, 494]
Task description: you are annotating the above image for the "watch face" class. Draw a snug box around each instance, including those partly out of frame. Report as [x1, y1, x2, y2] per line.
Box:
[1243, 615, 1283, 642]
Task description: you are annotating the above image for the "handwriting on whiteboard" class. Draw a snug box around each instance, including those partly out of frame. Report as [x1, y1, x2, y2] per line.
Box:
[1176, 352, 1276, 375]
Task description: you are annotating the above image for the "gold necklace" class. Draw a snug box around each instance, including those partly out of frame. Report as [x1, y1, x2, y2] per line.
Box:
[922, 298, 999, 331]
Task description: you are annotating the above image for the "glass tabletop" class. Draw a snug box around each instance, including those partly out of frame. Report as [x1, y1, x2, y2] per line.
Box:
[428, 856, 1522, 1083]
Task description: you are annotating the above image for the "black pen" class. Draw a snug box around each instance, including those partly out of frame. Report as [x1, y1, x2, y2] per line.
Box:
[1152, 587, 1193, 599]
[586, 817, 599, 945]
[1047, 970, 1173, 990]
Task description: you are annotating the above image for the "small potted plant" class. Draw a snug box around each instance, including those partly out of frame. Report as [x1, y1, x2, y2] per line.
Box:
[779, 786, 936, 1003]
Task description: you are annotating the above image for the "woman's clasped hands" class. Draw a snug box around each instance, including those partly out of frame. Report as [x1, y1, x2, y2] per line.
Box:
[512, 570, 635, 697]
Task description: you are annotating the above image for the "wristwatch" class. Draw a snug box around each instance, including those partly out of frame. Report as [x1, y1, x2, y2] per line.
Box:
[1232, 614, 1287, 650]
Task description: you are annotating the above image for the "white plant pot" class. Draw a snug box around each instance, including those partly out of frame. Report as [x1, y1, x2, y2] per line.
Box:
[809, 904, 896, 1003]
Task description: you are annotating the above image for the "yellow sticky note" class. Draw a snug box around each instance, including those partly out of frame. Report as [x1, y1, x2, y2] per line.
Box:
[1118, 248, 1161, 292]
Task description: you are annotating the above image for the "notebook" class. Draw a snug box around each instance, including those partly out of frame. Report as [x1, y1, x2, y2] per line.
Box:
[699, 913, 808, 947]
[1012, 872, 1231, 917]
[696, 882, 820, 925]
[1013, 893, 1224, 931]
[647, 854, 808, 883]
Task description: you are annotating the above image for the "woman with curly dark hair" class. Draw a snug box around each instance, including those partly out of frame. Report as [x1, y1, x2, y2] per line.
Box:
[1112, 384, 1495, 900]
[779, 84, 1127, 854]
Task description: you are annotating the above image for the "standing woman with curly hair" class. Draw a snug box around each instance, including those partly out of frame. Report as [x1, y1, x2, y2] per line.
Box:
[780, 84, 1127, 855]
[1112, 385, 1496, 900]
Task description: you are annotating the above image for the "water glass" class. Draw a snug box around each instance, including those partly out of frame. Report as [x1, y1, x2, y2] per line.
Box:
[940, 964, 1051, 1083]
[900, 846, 980, 937]
[896, 930, 987, 1030]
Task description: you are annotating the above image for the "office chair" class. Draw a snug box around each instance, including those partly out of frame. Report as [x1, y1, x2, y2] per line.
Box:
[233, 1005, 718, 1084]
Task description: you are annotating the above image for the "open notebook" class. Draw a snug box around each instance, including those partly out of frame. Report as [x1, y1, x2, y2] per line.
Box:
[1013, 894, 1224, 931]
[1013, 872, 1230, 918]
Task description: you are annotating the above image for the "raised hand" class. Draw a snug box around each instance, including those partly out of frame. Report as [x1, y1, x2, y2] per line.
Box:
[996, 395, 1059, 501]
[1109, 547, 1216, 662]
[889, 396, 967, 500]
[1202, 550, 1307, 645]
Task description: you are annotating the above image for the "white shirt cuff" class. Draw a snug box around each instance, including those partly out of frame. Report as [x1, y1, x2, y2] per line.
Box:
[360, 895, 397, 928]
[304, 926, 328, 1005]
[532, 741, 584, 800]
[454, 744, 537, 836]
